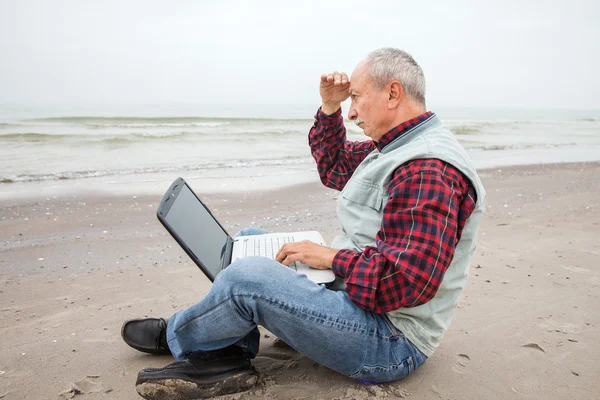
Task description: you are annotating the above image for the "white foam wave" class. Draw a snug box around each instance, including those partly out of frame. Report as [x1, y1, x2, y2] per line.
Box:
[85, 122, 230, 129]
[0, 157, 314, 183]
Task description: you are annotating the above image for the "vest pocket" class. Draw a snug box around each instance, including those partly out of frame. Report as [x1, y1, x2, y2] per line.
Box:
[340, 181, 384, 211]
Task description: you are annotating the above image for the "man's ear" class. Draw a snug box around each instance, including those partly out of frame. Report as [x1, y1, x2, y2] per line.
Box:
[388, 81, 403, 109]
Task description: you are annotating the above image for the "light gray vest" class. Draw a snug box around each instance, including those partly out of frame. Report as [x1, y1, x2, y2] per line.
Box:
[331, 115, 486, 357]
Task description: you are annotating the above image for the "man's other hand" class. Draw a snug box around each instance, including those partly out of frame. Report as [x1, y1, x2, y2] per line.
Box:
[320, 72, 350, 115]
[275, 240, 338, 270]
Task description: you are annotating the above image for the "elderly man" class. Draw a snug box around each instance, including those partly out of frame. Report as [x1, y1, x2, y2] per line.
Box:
[122, 48, 486, 400]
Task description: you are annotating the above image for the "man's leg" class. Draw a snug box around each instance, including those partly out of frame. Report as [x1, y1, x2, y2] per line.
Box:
[165, 256, 426, 382]
[129, 228, 426, 399]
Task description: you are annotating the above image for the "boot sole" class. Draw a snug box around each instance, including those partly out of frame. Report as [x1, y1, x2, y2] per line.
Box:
[136, 371, 259, 400]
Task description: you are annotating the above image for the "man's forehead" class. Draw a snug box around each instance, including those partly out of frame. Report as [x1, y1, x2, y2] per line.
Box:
[349, 78, 367, 93]
[349, 61, 369, 91]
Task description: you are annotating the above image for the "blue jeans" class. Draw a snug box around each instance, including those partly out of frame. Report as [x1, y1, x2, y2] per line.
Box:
[166, 228, 427, 383]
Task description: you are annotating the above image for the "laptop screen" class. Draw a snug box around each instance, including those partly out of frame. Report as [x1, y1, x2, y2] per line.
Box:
[163, 184, 229, 277]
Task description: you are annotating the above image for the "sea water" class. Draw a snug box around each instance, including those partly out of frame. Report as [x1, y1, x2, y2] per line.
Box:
[0, 104, 599, 199]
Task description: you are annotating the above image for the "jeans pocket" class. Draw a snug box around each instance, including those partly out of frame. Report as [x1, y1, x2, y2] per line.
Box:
[350, 356, 414, 383]
[381, 315, 402, 340]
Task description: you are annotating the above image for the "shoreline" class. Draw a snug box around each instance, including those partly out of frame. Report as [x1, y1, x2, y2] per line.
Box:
[1, 159, 600, 204]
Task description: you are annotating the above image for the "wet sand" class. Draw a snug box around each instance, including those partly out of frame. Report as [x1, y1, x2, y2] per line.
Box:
[0, 162, 599, 399]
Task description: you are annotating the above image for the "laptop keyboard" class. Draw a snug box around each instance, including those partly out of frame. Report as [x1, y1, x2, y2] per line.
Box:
[248, 235, 297, 270]
[253, 235, 293, 258]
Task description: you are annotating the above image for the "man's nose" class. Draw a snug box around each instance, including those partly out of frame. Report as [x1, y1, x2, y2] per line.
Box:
[348, 108, 357, 120]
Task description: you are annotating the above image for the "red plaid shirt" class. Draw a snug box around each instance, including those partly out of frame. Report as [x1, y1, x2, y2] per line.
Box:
[309, 108, 476, 313]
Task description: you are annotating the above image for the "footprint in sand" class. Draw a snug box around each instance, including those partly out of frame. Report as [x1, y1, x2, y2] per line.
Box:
[538, 319, 581, 334]
[452, 353, 471, 374]
[58, 377, 106, 399]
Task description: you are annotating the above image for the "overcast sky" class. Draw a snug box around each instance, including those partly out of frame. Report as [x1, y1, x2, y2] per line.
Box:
[1, 0, 599, 110]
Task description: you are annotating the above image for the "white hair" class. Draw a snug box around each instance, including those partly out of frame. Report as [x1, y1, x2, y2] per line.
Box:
[366, 48, 426, 106]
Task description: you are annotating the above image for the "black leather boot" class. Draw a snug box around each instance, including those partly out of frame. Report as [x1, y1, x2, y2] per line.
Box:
[135, 346, 258, 400]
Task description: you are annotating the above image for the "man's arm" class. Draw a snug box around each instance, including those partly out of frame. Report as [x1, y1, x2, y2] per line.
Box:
[331, 159, 477, 313]
[309, 108, 375, 191]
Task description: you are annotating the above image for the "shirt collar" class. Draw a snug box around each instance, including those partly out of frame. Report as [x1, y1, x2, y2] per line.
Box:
[375, 111, 434, 151]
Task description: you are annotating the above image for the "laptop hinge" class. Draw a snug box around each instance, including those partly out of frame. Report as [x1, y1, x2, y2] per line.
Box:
[221, 236, 234, 271]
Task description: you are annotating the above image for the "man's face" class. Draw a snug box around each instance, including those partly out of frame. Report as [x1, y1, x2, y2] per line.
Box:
[348, 61, 391, 141]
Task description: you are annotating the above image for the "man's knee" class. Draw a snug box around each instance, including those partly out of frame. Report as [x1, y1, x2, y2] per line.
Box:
[217, 257, 277, 287]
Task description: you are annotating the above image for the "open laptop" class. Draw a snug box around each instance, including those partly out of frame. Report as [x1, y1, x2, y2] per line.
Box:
[157, 177, 336, 287]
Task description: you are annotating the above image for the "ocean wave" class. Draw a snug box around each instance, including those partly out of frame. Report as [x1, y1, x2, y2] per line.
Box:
[84, 122, 231, 129]
[452, 125, 483, 135]
[98, 132, 190, 143]
[0, 132, 75, 142]
[0, 123, 23, 129]
[466, 142, 579, 151]
[0, 128, 309, 144]
[0, 131, 195, 142]
[0, 157, 315, 183]
[25, 116, 313, 125]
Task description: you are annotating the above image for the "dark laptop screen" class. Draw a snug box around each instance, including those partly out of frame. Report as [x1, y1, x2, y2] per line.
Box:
[164, 184, 229, 277]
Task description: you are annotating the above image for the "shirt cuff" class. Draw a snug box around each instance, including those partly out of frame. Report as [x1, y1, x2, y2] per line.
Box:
[315, 106, 342, 121]
[331, 248, 358, 278]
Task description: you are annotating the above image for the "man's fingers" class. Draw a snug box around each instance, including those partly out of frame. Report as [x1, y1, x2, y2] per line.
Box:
[321, 72, 349, 86]
[334, 71, 348, 85]
[275, 248, 284, 263]
[275, 244, 289, 263]
[282, 253, 301, 266]
[331, 71, 339, 82]
[276, 241, 333, 269]
[282, 241, 314, 265]
[275, 244, 286, 263]
[276, 242, 299, 263]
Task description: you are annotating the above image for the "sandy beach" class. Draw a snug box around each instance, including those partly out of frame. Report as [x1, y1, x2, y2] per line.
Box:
[1, 162, 599, 400]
